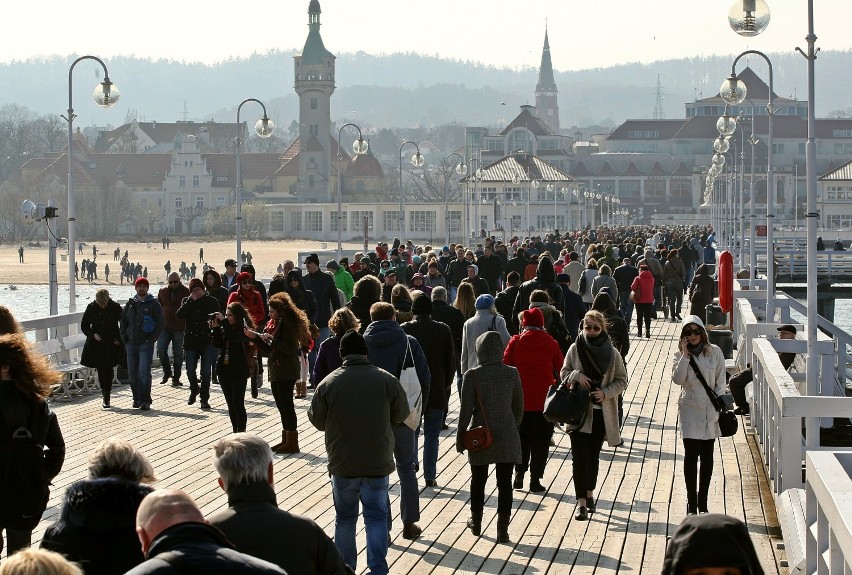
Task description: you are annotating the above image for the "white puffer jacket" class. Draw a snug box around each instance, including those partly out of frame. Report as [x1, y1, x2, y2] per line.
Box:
[672, 342, 727, 440]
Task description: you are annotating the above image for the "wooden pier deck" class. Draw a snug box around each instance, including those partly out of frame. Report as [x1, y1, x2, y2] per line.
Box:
[19, 319, 786, 574]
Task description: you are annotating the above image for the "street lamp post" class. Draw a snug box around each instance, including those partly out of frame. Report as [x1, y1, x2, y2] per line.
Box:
[443, 152, 467, 245]
[399, 141, 424, 239]
[720, 50, 776, 318]
[336, 123, 368, 259]
[63, 56, 120, 313]
[235, 99, 274, 264]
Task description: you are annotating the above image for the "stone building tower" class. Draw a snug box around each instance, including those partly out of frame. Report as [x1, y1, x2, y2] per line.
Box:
[535, 28, 560, 134]
[294, 0, 335, 202]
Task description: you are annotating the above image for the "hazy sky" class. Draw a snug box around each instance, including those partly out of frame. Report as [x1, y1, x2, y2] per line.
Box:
[5, 1, 852, 71]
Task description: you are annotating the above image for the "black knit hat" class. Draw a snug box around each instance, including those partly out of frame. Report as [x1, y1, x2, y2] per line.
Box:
[412, 294, 432, 315]
[339, 330, 368, 357]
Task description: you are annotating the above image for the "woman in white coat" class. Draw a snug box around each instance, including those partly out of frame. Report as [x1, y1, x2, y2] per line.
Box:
[671, 314, 727, 515]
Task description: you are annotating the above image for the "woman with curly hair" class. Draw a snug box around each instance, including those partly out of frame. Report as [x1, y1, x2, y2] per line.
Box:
[249, 292, 311, 454]
[0, 334, 66, 557]
[391, 283, 414, 323]
[313, 308, 361, 385]
[211, 302, 254, 433]
[453, 281, 477, 321]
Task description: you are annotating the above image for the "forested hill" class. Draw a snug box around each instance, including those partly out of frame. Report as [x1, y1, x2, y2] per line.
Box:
[2, 49, 851, 131]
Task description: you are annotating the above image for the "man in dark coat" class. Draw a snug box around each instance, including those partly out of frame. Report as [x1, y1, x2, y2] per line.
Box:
[127, 489, 284, 575]
[157, 273, 190, 387]
[401, 295, 454, 488]
[505, 247, 528, 279]
[511, 256, 565, 333]
[176, 278, 220, 409]
[446, 246, 469, 302]
[556, 273, 585, 343]
[495, 272, 522, 336]
[302, 253, 341, 386]
[208, 434, 351, 574]
[429, 286, 465, 422]
[476, 244, 503, 295]
[612, 258, 639, 325]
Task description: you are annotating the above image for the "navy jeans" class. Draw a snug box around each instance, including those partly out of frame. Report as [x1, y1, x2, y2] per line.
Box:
[422, 408, 444, 481]
[126, 341, 154, 406]
[185, 343, 216, 402]
[388, 424, 419, 530]
[332, 475, 390, 575]
[618, 289, 634, 326]
[157, 328, 184, 381]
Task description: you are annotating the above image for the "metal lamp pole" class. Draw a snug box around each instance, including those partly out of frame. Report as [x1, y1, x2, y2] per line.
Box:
[399, 141, 423, 239]
[336, 123, 368, 259]
[235, 99, 274, 264]
[63, 55, 120, 313]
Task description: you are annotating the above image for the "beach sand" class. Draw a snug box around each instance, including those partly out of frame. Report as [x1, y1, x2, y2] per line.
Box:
[3, 238, 372, 285]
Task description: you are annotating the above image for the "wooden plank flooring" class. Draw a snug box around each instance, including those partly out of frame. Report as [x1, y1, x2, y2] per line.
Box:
[13, 317, 786, 574]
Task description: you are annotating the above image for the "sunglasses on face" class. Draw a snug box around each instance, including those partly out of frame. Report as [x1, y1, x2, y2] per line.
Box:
[583, 324, 602, 332]
[683, 328, 703, 336]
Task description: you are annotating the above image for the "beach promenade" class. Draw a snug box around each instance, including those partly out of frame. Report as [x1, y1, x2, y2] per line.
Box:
[19, 318, 786, 574]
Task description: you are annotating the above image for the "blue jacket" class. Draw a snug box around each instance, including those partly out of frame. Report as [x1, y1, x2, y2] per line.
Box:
[363, 319, 431, 405]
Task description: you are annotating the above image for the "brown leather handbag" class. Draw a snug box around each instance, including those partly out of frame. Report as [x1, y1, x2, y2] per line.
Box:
[462, 371, 494, 451]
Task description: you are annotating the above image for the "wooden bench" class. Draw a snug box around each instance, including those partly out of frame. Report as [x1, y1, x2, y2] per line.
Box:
[776, 487, 806, 575]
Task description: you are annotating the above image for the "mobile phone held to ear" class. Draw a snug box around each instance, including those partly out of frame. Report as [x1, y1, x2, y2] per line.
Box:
[243, 318, 248, 329]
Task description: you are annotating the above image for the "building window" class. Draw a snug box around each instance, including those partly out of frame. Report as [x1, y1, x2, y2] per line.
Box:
[290, 212, 302, 232]
[304, 211, 322, 232]
[175, 197, 183, 208]
[409, 210, 436, 233]
[179, 175, 186, 187]
[330, 211, 347, 232]
[192, 175, 200, 187]
[833, 130, 852, 137]
[448, 211, 462, 232]
[799, 143, 806, 155]
[270, 211, 284, 232]
[355, 180, 365, 192]
[217, 196, 226, 207]
[351, 210, 373, 232]
[627, 130, 660, 139]
[670, 179, 692, 198]
[308, 175, 315, 188]
[773, 143, 785, 155]
[311, 98, 317, 110]
[643, 180, 664, 197]
[196, 197, 204, 208]
[383, 210, 400, 233]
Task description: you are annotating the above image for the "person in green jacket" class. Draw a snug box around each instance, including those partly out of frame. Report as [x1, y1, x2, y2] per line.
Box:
[327, 260, 354, 303]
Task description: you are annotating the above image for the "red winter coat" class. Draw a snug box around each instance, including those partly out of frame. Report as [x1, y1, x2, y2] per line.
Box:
[631, 268, 656, 304]
[227, 287, 265, 326]
[503, 328, 563, 412]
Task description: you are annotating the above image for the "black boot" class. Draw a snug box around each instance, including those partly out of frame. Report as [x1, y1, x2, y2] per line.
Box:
[467, 511, 482, 536]
[496, 513, 510, 544]
[513, 471, 525, 490]
[687, 491, 698, 515]
[697, 491, 709, 514]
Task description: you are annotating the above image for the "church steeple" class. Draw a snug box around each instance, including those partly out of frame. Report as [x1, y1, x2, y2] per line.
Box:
[535, 27, 560, 134]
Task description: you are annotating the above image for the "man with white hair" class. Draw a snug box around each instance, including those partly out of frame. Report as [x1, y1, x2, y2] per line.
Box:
[127, 488, 284, 574]
[208, 434, 351, 574]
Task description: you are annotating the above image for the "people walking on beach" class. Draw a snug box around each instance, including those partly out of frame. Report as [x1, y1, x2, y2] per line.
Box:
[560, 310, 628, 521]
[249, 292, 311, 454]
[672, 314, 727, 515]
[157, 273, 190, 387]
[18, 245, 23, 263]
[211, 303, 254, 433]
[176, 278, 219, 410]
[0, 333, 66, 557]
[457, 330, 523, 543]
[121, 277, 164, 411]
[80, 289, 123, 408]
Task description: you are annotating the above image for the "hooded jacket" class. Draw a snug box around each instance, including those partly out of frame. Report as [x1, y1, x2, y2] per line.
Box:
[42, 478, 154, 575]
[503, 328, 563, 412]
[203, 270, 230, 313]
[285, 270, 319, 324]
[121, 293, 164, 345]
[630, 268, 656, 305]
[512, 257, 565, 331]
[638, 248, 664, 282]
[303, 269, 341, 329]
[80, 298, 123, 369]
[456, 331, 524, 466]
[688, 264, 716, 321]
[363, 319, 431, 406]
[227, 286, 265, 328]
[662, 513, 765, 575]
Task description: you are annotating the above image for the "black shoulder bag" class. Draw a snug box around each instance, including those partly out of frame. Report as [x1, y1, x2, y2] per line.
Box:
[688, 355, 738, 437]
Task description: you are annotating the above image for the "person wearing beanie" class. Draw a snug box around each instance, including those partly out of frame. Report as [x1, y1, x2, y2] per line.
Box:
[176, 275, 220, 409]
[460, 293, 510, 373]
[503, 306, 563, 493]
[672, 314, 727, 515]
[327, 259, 354, 303]
[511, 255, 565, 334]
[156, 273, 191, 388]
[560, 310, 628, 521]
[661, 513, 765, 575]
[461, 263, 490, 297]
[401, 294, 454, 488]
[120, 273, 164, 411]
[309, 326, 410, 575]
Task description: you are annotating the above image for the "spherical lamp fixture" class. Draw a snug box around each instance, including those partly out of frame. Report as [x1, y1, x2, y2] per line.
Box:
[719, 74, 748, 105]
[728, 0, 770, 37]
[93, 80, 120, 107]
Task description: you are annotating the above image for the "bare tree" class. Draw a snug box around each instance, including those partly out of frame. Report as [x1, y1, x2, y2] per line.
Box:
[174, 206, 211, 234]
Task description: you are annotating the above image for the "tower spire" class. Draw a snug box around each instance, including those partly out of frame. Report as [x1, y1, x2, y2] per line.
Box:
[535, 26, 559, 133]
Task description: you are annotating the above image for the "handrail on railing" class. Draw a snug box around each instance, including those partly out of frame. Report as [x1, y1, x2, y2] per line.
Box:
[805, 451, 852, 575]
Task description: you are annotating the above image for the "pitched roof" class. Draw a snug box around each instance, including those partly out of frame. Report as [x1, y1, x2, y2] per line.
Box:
[671, 162, 693, 177]
[621, 162, 643, 176]
[595, 162, 618, 177]
[818, 159, 852, 181]
[204, 153, 282, 187]
[696, 67, 794, 104]
[462, 150, 575, 184]
[571, 162, 592, 177]
[499, 106, 554, 137]
[536, 29, 557, 92]
[647, 162, 668, 177]
[23, 153, 172, 188]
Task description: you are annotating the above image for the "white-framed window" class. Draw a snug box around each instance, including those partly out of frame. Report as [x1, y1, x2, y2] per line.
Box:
[290, 212, 302, 232]
[196, 197, 204, 208]
[192, 175, 200, 187]
[305, 211, 323, 232]
[179, 175, 186, 187]
[330, 211, 348, 232]
[217, 196, 226, 207]
[351, 210, 373, 232]
[270, 211, 284, 232]
[175, 197, 183, 208]
[409, 210, 436, 233]
[448, 210, 462, 232]
[383, 211, 400, 233]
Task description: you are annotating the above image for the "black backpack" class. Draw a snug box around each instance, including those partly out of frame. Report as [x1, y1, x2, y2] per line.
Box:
[0, 401, 50, 530]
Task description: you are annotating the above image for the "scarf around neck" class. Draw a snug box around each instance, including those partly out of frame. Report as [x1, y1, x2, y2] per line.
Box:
[576, 331, 614, 380]
[687, 341, 705, 356]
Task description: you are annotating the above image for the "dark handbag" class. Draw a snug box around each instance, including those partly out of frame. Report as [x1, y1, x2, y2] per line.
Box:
[688, 356, 738, 437]
[543, 383, 590, 430]
[462, 372, 494, 452]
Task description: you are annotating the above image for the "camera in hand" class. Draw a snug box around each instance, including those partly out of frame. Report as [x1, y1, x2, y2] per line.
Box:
[208, 312, 219, 320]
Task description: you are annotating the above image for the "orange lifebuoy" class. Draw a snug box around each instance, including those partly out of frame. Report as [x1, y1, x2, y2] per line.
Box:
[718, 250, 734, 313]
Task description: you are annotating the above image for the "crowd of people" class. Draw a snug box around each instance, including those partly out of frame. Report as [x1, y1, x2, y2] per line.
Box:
[0, 224, 774, 574]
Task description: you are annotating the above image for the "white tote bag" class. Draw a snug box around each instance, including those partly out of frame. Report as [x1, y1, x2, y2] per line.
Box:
[399, 339, 423, 430]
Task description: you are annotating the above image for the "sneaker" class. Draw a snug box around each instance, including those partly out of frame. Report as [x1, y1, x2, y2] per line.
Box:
[102, 401, 110, 409]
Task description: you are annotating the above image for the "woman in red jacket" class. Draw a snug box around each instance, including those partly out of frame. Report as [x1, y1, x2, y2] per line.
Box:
[503, 307, 564, 492]
[631, 263, 656, 339]
[227, 272, 265, 327]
